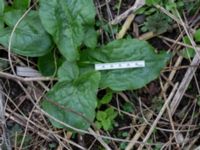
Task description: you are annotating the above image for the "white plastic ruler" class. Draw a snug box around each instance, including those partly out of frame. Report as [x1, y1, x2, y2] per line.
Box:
[95, 60, 145, 71]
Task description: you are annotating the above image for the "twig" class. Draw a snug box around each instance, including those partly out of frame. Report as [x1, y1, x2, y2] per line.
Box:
[159, 35, 200, 50]
[0, 81, 12, 150]
[5, 111, 86, 150]
[88, 128, 112, 150]
[137, 83, 179, 150]
[162, 56, 183, 93]
[170, 51, 200, 115]
[177, 11, 200, 60]
[125, 112, 152, 150]
[0, 71, 55, 82]
[5, 111, 51, 141]
[160, 78, 181, 148]
[8, 5, 35, 75]
[170, 12, 200, 115]
[110, 0, 145, 25]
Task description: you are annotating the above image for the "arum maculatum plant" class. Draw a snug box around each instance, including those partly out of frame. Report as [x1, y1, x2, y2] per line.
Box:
[0, 0, 170, 131]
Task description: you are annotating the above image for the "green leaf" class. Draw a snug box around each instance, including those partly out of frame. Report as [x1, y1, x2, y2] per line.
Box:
[42, 71, 101, 129]
[145, 0, 160, 5]
[95, 121, 102, 129]
[95, 108, 117, 131]
[105, 108, 117, 120]
[0, 0, 4, 15]
[98, 90, 113, 106]
[13, 0, 30, 9]
[101, 119, 112, 131]
[194, 29, 200, 42]
[122, 102, 134, 112]
[38, 52, 57, 76]
[39, 0, 96, 61]
[84, 39, 170, 91]
[166, 2, 177, 11]
[0, 16, 3, 30]
[58, 61, 79, 82]
[0, 10, 52, 57]
[180, 48, 195, 59]
[179, 36, 195, 59]
[0, 0, 4, 29]
[83, 27, 97, 48]
[96, 111, 107, 121]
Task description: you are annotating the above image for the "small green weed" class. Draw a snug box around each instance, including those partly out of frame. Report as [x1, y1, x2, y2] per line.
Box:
[142, 11, 173, 34]
[179, 29, 200, 59]
[95, 108, 118, 131]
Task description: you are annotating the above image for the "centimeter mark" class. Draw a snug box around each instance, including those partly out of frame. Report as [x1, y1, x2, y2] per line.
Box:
[95, 61, 145, 71]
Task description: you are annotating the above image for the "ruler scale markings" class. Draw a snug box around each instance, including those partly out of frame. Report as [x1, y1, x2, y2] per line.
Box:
[95, 61, 145, 71]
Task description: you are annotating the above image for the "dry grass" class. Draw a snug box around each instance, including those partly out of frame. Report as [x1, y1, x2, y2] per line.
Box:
[0, 0, 200, 149]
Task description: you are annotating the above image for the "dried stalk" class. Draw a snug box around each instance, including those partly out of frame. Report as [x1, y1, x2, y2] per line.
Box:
[170, 50, 200, 115]
[0, 81, 12, 150]
[110, 0, 145, 25]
